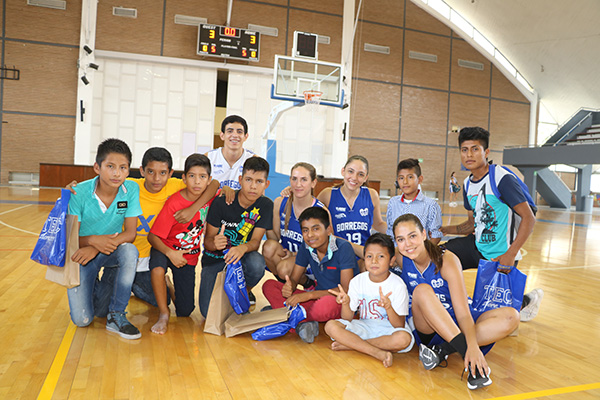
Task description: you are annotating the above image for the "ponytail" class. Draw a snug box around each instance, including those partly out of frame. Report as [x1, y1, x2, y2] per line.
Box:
[424, 239, 444, 273]
[284, 192, 293, 232]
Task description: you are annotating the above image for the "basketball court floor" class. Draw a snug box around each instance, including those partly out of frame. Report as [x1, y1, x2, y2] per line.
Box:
[0, 185, 599, 399]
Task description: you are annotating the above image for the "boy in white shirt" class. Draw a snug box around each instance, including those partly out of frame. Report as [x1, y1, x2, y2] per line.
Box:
[325, 233, 415, 367]
[206, 115, 256, 190]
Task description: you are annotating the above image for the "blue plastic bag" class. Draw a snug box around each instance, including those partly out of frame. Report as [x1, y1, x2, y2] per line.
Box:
[472, 259, 527, 313]
[223, 249, 251, 314]
[31, 189, 71, 267]
[251, 305, 307, 341]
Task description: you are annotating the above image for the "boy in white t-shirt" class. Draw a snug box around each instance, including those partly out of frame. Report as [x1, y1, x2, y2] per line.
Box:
[325, 233, 415, 367]
[206, 115, 256, 190]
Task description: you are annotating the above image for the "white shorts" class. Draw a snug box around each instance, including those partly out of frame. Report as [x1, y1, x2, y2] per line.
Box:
[337, 319, 415, 353]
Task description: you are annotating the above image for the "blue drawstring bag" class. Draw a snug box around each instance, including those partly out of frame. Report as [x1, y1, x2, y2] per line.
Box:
[251, 305, 306, 341]
[223, 249, 251, 314]
[31, 189, 71, 267]
[472, 259, 527, 313]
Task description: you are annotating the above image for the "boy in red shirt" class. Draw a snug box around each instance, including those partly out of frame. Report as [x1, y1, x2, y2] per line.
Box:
[148, 154, 218, 334]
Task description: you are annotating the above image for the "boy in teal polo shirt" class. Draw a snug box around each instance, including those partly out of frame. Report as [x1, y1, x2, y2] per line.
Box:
[67, 138, 143, 339]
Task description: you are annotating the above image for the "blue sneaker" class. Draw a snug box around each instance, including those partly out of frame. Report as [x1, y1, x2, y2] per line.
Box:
[106, 311, 141, 340]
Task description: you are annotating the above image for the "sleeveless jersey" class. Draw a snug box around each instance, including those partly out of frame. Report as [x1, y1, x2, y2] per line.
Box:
[207, 148, 254, 190]
[329, 186, 374, 246]
[399, 255, 454, 317]
[278, 197, 325, 253]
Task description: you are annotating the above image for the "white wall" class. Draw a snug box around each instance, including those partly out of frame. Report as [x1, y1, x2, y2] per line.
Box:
[86, 56, 217, 170]
[79, 52, 344, 177]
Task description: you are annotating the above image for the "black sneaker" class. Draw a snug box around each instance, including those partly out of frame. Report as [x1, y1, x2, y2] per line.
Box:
[106, 311, 141, 340]
[464, 366, 492, 390]
[297, 321, 319, 343]
[419, 344, 448, 370]
[248, 291, 256, 305]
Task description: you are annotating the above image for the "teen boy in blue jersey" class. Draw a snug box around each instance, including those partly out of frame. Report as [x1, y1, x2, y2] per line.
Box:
[441, 127, 543, 321]
[67, 139, 143, 339]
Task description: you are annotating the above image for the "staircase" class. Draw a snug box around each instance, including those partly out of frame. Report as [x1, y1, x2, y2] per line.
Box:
[503, 108, 600, 211]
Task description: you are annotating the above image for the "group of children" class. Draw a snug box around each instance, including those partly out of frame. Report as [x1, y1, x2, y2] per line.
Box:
[63, 117, 541, 390]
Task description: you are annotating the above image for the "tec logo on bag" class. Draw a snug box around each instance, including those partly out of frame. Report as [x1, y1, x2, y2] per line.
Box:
[482, 285, 513, 306]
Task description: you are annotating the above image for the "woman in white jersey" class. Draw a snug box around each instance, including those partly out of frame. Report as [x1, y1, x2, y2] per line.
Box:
[263, 162, 326, 287]
[317, 155, 387, 269]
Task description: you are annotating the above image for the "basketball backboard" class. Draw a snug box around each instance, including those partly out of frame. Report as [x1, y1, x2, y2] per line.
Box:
[272, 55, 344, 108]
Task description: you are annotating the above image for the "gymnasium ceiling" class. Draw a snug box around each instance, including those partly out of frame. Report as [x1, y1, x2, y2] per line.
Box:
[439, 0, 600, 125]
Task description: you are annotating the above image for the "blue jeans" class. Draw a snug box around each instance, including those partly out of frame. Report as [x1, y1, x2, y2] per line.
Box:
[100, 269, 168, 311]
[132, 271, 158, 307]
[199, 251, 265, 318]
[67, 243, 138, 327]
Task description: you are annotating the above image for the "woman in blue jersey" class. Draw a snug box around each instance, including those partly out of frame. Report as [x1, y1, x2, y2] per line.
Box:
[317, 155, 387, 267]
[392, 213, 518, 390]
[263, 162, 326, 286]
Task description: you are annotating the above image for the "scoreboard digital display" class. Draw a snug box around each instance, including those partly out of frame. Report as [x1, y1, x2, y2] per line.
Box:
[197, 24, 260, 62]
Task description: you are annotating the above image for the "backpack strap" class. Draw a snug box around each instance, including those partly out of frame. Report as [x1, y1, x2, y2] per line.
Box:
[487, 164, 503, 200]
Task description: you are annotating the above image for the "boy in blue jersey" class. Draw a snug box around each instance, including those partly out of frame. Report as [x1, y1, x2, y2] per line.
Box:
[441, 127, 543, 321]
[386, 158, 442, 245]
[67, 139, 143, 339]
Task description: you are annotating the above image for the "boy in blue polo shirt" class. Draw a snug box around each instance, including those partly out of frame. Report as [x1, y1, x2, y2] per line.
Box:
[67, 138, 143, 339]
[262, 206, 359, 343]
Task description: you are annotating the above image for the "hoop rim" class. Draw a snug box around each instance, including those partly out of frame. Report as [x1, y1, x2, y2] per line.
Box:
[303, 89, 323, 105]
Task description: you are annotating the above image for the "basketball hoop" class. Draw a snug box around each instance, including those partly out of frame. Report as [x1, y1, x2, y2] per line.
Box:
[303, 90, 323, 110]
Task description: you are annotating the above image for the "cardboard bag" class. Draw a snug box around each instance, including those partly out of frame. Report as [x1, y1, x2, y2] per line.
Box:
[45, 214, 80, 288]
[204, 270, 234, 335]
[225, 307, 290, 338]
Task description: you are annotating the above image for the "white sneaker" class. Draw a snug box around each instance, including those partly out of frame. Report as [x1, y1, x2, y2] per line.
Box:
[520, 288, 544, 322]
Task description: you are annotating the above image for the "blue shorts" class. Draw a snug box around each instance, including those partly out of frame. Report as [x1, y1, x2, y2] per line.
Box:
[336, 318, 415, 353]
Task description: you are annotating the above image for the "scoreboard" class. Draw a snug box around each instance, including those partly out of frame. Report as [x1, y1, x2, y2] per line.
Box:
[197, 24, 260, 62]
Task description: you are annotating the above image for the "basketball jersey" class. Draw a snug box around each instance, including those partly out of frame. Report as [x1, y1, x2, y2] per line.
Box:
[329, 186, 374, 246]
[399, 255, 454, 317]
[207, 148, 254, 190]
[278, 197, 325, 253]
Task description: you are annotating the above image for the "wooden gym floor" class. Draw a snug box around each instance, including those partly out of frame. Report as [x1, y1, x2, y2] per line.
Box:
[0, 186, 599, 399]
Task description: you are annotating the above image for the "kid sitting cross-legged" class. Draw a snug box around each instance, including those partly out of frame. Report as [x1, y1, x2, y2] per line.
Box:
[262, 206, 359, 343]
[147, 154, 219, 334]
[325, 233, 414, 367]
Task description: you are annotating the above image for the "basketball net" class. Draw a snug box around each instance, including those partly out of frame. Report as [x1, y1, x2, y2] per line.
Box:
[303, 90, 322, 113]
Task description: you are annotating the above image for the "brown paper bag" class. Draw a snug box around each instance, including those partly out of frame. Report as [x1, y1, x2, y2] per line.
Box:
[45, 214, 80, 288]
[204, 270, 234, 335]
[224, 307, 290, 338]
